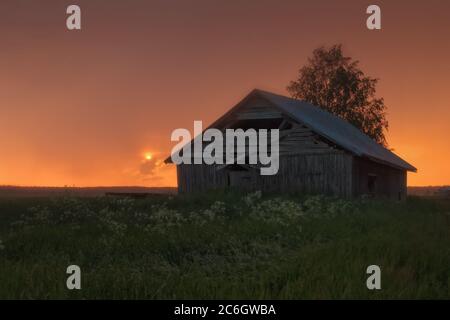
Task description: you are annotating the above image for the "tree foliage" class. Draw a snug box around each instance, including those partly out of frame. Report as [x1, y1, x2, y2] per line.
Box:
[287, 45, 388, 146]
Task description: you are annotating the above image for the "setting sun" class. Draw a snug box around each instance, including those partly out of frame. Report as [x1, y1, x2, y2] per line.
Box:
[145, 153, 153, 160]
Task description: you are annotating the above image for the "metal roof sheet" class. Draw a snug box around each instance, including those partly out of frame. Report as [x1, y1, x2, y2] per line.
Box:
[256, 89, 416, 172]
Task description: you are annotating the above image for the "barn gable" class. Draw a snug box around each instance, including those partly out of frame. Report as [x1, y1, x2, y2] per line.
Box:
[215, 95, 340, 158]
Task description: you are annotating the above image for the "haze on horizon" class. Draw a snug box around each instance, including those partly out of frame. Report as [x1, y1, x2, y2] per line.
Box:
[1, 0, 449, 187]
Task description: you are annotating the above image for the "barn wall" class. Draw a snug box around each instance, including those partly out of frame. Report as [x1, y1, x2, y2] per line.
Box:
[177, 152, 353, 197]
[256, 152, 353, 197]
[177, 163, 227, 194]
[352, 157, 407, 200]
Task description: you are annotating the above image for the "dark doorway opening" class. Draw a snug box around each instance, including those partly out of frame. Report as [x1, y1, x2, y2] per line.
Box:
[227, 165, 254, 190]
[368, 174, 377, 194]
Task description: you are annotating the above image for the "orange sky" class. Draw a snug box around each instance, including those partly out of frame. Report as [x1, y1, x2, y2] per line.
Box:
[0, 0, 449, 187]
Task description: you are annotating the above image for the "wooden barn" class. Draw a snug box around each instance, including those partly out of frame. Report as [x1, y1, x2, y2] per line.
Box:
[165, 89, 416, 199]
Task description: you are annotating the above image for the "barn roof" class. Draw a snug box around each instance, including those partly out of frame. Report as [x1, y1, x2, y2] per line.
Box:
[166, 89, 417, 172]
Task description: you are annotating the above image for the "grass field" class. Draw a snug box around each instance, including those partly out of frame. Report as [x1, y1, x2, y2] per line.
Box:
[0, 191, 449, 299]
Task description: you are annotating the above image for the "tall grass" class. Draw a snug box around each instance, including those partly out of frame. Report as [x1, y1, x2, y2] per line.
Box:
[0, 192, 449, 299]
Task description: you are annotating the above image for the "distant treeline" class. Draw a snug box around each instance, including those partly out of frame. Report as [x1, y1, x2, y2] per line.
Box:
[0, 186, 177, 198]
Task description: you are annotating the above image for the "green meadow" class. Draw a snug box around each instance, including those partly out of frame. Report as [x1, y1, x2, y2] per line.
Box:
[0, 191, 449, 299]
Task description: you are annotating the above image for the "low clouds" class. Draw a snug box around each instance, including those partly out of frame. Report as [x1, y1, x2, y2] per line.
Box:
[140, 158, 157, 176]
[137, 153, 171, 183]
